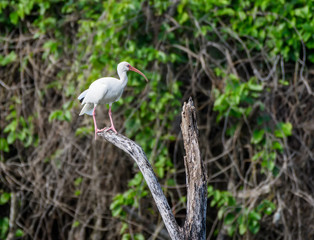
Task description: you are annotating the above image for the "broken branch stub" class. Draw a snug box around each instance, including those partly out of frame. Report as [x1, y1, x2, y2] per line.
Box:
[181, 97, 207, 240]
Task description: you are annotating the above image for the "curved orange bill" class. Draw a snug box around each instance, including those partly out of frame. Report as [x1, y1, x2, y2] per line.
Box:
[129, 66, 148, 82]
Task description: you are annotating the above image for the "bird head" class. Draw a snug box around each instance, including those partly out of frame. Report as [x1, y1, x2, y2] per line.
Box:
[118, 61, 148, 82]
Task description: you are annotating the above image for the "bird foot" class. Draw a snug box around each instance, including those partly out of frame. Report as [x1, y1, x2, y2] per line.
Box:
[105, 126, 118, 134]
[96, 126, 117, 134]
[96, 128, 107, 133]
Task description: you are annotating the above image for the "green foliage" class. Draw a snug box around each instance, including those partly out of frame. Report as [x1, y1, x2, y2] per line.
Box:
[208, 186, 276, 236]
[122, 233, 145, 240]
[213, 72, 292, 175]
[0, 138, 9, 153]
[3, 105, 38, 150]
[72, 220, 80, 228]
[110, 172, 149, 218]
[74, 177, 83, 197]
[251, 121, 292, 174]
[177, 0, 314, 62]
[48, 102, 72, 122]
[0, 51, 17, 66]
[213, 76, 263, 122]
[0, 215, 24, 239]
[0, 217, 9, 239]
[74, 177, 83, 186]
[275, 122, 292, 138]
[15, 229, 24, 237]
[0, 192, 10, 205]
[75, 126, 93, 137]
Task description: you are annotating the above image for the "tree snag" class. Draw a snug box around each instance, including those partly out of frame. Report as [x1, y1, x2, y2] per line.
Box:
[181, 97, 207, 239]
[98, 97, 207, 239]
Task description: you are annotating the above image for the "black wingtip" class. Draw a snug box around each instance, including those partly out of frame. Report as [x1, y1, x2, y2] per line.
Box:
[79, 97, 84, 103]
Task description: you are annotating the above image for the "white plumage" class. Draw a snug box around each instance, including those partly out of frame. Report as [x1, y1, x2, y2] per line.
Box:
[78, 62, 148, 139]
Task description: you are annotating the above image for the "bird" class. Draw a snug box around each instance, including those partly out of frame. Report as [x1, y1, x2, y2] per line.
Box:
[78, 61, 148, 140]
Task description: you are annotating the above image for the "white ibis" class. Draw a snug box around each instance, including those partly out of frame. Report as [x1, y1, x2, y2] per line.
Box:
[78, 61, 148, 139]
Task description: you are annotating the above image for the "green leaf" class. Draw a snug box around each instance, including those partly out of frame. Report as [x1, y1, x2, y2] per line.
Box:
[74, 190, 81, 196]
[48, 110, 63, 122]
[248, 82, 263, 91]
[218, 208, 224, 219]
[224, 213, 235, 225]
[111, 206, 123, 217]
[239, 223, 247, 235]
[251, 129, 265, 144]
[179, 196, 186, 203]
[218, 8, 235, 16]
[295, 6, 309, 18]
[0, 51, 17, 66]
[275, 122, 292, 138]
[4, 120, 18, 133]
[122, 233, 131, 240]
[75, 127, 92, 136]
[72, 220, 80, 227]
[252, 151, 263, 161]
[227, 224, 236, 236]
[272, 141, 283, 151]
[157, 166, 164, 178]
[7, 131, 16, 145]
[281, 122, 292, 136]
[15, 229, 24, 237]
[179, 12, 189, 24]
[120, 223, 128, 234]
[0, 192, 10, 205]
[249, 211, 261, 221]
[279, 79, 289, 86]
[213, 190, 221, 202]
[9, 12, 19, 25]
[128, 173, 142, 187]
[134, 233, 145, 240]
[64, 110, 71, 122]
[207, 185, 214, 197]
[248, 220, 260, 234]
[74, 177, 83, 186]
[0, 138, 9, 152]
[0, 217, 9, 239]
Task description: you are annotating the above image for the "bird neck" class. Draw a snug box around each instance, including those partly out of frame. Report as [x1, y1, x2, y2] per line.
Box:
[118, 71, 128, 88]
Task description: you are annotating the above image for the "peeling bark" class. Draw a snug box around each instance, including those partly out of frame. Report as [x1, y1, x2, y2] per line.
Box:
[181, 98, 207, 240]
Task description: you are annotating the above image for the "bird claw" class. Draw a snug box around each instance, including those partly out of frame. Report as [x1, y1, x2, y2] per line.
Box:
[96, 126, 117, 134]
[96, 128, 107, 133]
[106, 126, 118, 134]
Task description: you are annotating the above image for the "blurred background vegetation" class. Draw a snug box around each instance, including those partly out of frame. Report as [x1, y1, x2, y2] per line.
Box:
[0, 0, 313, 239]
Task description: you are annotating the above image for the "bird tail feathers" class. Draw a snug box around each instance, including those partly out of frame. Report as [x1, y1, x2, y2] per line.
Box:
[79, 103, 94, 116]
[78, 89, 89, 103]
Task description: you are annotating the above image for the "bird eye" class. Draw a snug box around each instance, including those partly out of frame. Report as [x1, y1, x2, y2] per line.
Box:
[127, 64, 131, 68]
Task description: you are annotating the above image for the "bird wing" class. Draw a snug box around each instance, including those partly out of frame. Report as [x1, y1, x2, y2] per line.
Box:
[81, 80, 108, 105]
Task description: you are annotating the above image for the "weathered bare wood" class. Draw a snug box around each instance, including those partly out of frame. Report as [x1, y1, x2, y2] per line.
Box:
[98, 97, 206, 239]
[181, 97, 207, 240]
[97, 131, 183, 240]
[7, 192, 18, 240]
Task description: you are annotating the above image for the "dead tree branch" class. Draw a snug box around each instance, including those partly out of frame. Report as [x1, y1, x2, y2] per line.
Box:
[97, 132, 183, 240]
[181, 98, 207, 239]
[98, 97, 206, 239]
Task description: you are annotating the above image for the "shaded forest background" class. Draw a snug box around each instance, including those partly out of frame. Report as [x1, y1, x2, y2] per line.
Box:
[0, 0, 314, 239]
